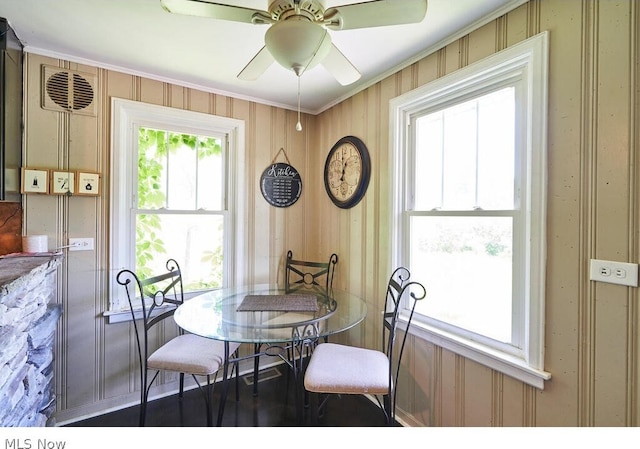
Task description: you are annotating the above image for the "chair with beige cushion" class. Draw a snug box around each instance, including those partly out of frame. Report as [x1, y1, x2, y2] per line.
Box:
[116, 259, 239, 426]
[303, 266, 426, 425]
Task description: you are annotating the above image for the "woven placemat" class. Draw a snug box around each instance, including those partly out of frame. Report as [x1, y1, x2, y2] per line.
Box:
[237, 294, 318, 312]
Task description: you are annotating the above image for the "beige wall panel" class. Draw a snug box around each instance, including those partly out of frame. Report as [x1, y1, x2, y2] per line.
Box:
[444, 40, 462, 75]
[593, 285, 630, 425]
[168, 85, 185, 109]
[505, 3, 530, 45]
[283, 108, 308, 265]
[253, 103, 276, 284]
[395, 331, 414, 419]
[346, 92, 366, 296]
[138, 77, 166, 105]
[105, 71, 135, 101]
[309, 109, 336, 294]
[462, 360, 493, 426]
[63, 255, 99, 409]
[335, 100, 353, 275]
[211, 94, 231, 117]
[595, 2, 632, 258]
[468, 19, 499, 64]
[268, 107, 289, 278]
[317, 106, 343, 274]
[416, 52, 439, 87]
[439, 349, 459, 426]
[101, 321, 134, 401]
[366, 75, 398, 348]
[408, 338, 436, 426]
[231, 96, 252, 125]
[533, 0, 584, 427]
[591, 0, 634, 426]
[500, 375, 526, 426]
[354, 88, 380, 348]
[303, 116, 324, 269]
[362, 87, 382, 311]
[68, 115, 99, 168]
[185, 89, 210, 114]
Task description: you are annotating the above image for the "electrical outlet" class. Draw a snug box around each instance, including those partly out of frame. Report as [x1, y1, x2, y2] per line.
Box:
[590, 259, 638, 287]
[69, 238, 94, 251]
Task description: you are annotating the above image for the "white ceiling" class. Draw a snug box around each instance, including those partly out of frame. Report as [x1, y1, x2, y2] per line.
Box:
[0, 0, 526, 113]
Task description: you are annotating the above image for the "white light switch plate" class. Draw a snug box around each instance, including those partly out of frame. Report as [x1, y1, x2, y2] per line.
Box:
[590, 259, 638, 287]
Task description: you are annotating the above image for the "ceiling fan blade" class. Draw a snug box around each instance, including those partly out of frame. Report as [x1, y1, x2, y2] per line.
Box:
[324, 0, 428, 31]
[321, 44, 361, 86]
[160, 0, 272, 24]
[237, 46, 275, 81]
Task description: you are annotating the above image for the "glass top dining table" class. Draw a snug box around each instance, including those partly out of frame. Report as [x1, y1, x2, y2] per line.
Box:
[174, 284, 368, 344]
[174, 284, 368, 426]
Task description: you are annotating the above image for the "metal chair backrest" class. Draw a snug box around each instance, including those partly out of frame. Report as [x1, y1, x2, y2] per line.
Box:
[381, 267, 426, 418]
[285, 250, 338, 296]
[116, 259, 185, 374]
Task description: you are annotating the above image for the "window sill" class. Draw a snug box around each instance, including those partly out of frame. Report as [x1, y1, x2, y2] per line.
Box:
[104, 289, 217, 324]
[401, 318, 551, 389]
[103, 306, 174, 324]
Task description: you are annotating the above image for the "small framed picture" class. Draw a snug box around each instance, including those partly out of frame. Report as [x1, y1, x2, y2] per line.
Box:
[50, 170, 75, 195]
[76, 171, 100, 196]
[21, 168, 49, 194]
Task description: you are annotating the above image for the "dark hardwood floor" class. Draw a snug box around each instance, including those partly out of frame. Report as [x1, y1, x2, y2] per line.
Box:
[67, 366, 393, 427]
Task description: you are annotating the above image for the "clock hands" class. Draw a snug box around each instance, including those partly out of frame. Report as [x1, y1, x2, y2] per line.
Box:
[325, 136, 370, 209]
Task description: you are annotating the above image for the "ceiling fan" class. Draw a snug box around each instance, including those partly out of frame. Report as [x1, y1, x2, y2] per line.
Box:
[160, 0, 428, 86]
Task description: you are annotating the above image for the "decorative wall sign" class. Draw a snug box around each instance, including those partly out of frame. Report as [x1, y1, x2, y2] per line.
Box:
[76, 171, 100, 196]
[21, 168, 49, 194]
[260, 148, 302, 208]
[51, 170, 75, 195]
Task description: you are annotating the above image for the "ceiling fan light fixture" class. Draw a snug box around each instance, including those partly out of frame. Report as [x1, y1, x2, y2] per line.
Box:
[265, 19, 331, 75]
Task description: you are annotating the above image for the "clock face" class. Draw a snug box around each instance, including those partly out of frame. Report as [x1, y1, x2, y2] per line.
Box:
[327, 143, 362, 201]
[324, 136, 371, 209]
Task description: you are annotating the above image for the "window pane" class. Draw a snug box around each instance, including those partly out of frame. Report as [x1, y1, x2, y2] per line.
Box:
[414, 87, 515, 211]
[415, 114, 443, 210]
[477, 88, 515, 209]
[167, 132, 198, 210]
[138, 128, 224, 211]
[442, 102, 477, 209]
[410, 215, 513, 342]
[138, 128, 168, 210]
[136, 214, 224, 290]
[196, 139, 224, 211]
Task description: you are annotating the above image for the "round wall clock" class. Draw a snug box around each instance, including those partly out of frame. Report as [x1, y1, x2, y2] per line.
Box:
[324, 135, 371, 209]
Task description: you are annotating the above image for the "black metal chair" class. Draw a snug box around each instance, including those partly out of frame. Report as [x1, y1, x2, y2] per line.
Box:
[285, 250, 339, 296]
[251, 250, 338, 396]
[116, 259, 239, 426]
[304, 266, 426, 425]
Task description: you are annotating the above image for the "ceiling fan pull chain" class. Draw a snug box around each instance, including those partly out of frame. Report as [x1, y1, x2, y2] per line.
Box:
[296, 75, 302, 132]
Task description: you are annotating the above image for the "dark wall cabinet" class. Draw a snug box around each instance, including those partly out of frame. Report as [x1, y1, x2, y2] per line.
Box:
[0, 18, 23, 201]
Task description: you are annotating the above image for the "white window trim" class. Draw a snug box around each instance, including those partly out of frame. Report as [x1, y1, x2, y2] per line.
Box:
[106, 98, 246, 323]
[389, 32, 550, 389]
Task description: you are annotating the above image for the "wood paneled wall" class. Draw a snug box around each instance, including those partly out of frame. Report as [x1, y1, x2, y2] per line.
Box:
[18, 0, 640, 426]
[313, 0, 640, 427]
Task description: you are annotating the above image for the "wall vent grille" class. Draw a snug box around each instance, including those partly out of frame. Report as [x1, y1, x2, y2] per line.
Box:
[41, 65, 97, 116]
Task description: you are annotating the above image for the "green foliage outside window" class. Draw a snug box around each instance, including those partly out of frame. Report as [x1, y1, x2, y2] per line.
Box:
[136, 127, 223, 287]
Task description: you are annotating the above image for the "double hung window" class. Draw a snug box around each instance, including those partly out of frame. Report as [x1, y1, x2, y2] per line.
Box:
[108, 99, 244, 318]
[390, 33, 550, 387]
